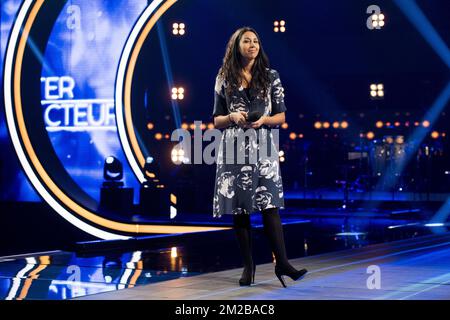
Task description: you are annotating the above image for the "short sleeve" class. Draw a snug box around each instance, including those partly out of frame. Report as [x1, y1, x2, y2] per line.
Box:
[270, 70, 287, 115]
[212, 74, 228, 118]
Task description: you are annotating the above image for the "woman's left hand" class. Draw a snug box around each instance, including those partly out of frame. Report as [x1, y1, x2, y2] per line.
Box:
[250, 116, 267, 129]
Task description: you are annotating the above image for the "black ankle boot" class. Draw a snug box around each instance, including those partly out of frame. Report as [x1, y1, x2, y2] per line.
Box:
[274, 264, 307, 288]
[239, 262, 256, 286]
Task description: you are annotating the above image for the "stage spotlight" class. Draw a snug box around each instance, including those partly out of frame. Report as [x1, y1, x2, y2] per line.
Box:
[298, 133, 304, 139]
[422, 120, 430, 128]
[395, 136, 404, 144]
[289, 132, 297, 140]
[431, 131, 439, 139]
[376, 121, 383, 128]
[394, 121, 400, 127]
[147, 122, 154, 130]
[314, 121, 322, 129]
[372, 13, 385, 28]
[100, 157, 133, 214]
[139, 158, 169, 218]
[103, 156, 124, 187]
[366, 132, 375, 140]
[207, 123, 214, 130]
[375, 84, 383, 95]
[171, 87, 184, 100]
[142, 164, 160, 189]
[144, 156, 159, 181]
[279, 150, 285, 163]
[322, 122, 330, 129]
[181, 123, 188, 130]
[379, 14, 385, 26]
[274, 20, 286, 33]
[370, 84, 377, 97]
[274, 21, 279, 32]
[370, 83, 384, 98]
[171, 247, 178, 258]
[367, 6, 385, 30]
[172, 23, 186, 35]
[171, 147, 188, 165]
[385, 136, 394, 144]
[280, 20, 286, 32]
[155, 133, 163, 140]
[332, 121, 340, 129]
[179, 23, 186, 35]
[340, 121, 349, 129]
[281, 123, 288, 129]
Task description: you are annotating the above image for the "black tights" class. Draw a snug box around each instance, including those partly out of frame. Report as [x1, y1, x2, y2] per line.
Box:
[233, 208, 294, 270]
[233, 214, 253, 270]
[261, 207, 293, 269]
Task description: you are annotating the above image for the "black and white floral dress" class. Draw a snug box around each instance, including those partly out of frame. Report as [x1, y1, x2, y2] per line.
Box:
[212, 69, 287, 218]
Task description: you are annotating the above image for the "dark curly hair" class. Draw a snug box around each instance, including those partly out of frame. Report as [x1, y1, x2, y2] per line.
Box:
[219, 27, 270, 98]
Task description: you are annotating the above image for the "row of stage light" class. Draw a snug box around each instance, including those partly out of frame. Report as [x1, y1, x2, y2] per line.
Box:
[168, 6, 388, 101]
[289, 131, 445, 141]
[157, 7, 446, 166]
[357, 131, 446, 141]
[145, 120, 445, 134]
[171, 20, 289, 36]
[169, 5, 386, 37]
[171, 84, 386, 101]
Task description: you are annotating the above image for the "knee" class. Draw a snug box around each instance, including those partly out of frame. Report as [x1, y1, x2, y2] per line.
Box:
[233, 214, 251, 229]
[262, 207, 279, 216]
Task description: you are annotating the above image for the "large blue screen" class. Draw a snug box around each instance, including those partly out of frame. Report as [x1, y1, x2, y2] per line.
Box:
[1, 0, 148, 202]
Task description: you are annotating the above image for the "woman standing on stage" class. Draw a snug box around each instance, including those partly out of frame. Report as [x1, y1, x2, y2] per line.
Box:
[212, 27, 307, 287]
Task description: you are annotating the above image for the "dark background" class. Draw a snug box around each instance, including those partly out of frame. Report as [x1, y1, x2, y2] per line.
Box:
[1, 0, 449, 255]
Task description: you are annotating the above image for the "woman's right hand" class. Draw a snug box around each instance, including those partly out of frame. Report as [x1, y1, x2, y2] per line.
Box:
[230, 111, 248, 127]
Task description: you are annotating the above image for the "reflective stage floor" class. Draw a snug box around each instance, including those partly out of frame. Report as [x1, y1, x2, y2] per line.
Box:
[78, 233, 450, 300]
[1, 210, 450, 300]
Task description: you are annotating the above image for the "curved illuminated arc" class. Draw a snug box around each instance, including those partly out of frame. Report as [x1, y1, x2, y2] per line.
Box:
[3, 0, 128, 240]
[116, 0, 177, 184]
[4, 0, 230, 237]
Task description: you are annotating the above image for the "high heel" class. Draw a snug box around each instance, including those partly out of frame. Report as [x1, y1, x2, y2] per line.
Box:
[239, 262, 256, 286]
[275, 265, 307, 288]
[275, 269, 287, 288]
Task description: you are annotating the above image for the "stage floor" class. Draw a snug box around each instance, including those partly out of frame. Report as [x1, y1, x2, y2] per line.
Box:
[2, 231, 449, 300]
[74, 232, 450, 300]
[1, 206, 449, 300]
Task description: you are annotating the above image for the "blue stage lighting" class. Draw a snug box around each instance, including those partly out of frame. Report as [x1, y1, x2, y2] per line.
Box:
[103, 156, 123, 184]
